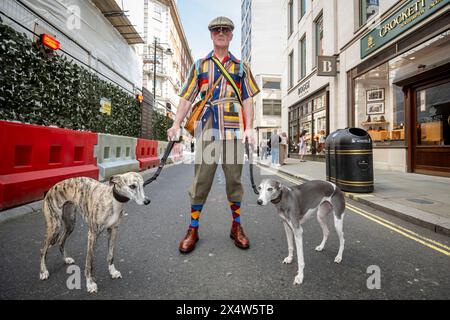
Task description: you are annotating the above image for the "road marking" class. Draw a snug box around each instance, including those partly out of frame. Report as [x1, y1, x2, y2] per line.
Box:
[347, 204, 450, 253]
[257, 164, 450, 257]
[347, 205, 450, 257]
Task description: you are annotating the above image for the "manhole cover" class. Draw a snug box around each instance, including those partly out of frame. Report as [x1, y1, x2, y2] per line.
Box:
[406, 198, 434, 205]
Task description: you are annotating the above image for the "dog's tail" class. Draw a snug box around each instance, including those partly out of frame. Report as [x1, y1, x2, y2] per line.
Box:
[42, 192, 62, 247]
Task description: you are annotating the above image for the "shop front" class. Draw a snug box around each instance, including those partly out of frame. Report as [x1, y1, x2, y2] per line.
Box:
[288, 86, 329, 159]
[349, 0, 449, 176]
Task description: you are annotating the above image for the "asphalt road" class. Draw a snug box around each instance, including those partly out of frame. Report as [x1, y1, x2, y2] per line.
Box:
[0, 160, 449, 300]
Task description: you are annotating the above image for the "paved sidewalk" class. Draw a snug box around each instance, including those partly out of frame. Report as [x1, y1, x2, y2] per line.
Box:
[257, 157, 450, 236]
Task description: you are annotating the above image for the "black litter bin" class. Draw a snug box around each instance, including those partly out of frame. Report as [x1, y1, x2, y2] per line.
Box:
[325, 128, 374, 193]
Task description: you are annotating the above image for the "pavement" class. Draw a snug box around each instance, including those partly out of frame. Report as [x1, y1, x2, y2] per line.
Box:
[257, 157, 450, 236]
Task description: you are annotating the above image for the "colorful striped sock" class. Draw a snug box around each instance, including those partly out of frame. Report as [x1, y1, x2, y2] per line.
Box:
[190, 204, 204, 229]
[229, 201, 241, 227]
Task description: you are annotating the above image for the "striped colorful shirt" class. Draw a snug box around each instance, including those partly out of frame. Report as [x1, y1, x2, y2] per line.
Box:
[178, 50, 260, 140]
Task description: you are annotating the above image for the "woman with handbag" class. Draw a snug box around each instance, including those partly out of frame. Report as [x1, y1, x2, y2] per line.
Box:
[166, 16, 260, 254]
[298, 129, 308, 162]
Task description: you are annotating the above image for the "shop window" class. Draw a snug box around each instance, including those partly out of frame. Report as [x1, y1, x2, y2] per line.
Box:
[289, 91, 329, 155]
[354, 62, 405, 146]
[360, 0, 379, 26]
[416, 81, 450, 146]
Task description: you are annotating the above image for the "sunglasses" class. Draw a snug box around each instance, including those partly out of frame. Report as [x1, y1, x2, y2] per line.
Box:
[211, 27, 232, 35]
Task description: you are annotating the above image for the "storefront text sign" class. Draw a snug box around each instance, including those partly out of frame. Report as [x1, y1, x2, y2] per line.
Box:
[317, 56, 337, 76]
[361, 0, 449, 58]
[298, 81, 310, 98]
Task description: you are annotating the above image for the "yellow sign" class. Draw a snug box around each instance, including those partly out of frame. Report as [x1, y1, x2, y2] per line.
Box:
[100, 98, 111, 116]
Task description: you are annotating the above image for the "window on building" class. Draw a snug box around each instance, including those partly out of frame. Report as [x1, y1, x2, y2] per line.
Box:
[360, 0, 379, 26]
[288, 0, 294, 37]
[314, 14, 323, 67]
[298, 0, 306, 21]
[263, 80, 281, 89]
[154, 3, 162, 21]
[353, 62, 405, 146]
[299, 35, 306, 79]
[263, 99, 282, 116]
[288, 51, 294, 88]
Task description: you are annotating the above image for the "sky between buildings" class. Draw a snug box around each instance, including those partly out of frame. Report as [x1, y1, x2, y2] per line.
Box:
[119, 0, 242, 61]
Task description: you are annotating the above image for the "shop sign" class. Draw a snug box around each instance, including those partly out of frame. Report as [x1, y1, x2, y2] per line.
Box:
[317, 56, 337, 76]
[298, 80, 310, 98]
[361, 0, 449, 58]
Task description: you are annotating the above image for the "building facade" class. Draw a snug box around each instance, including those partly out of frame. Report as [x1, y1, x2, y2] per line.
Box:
[142, 0, 193, 117]
[282, 0, 339, 157]
[339, 0, 450, 176]
[282, 0, 450, 176]
[0, 0, 144, 94]
[241, 0, 284, 148]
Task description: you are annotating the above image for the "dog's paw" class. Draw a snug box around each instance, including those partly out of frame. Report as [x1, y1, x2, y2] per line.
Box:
[109, 265, 122, 279]
[64, 257, 75, 265]
[293, 273, 304, 285]
[110, 270, 122, 279]
[86, 282, 98, 293]
[39, 270, 49, 280]
[315, 245, 324, 252]
[334, 256, 342, 263]
[282, 256, 293, 264]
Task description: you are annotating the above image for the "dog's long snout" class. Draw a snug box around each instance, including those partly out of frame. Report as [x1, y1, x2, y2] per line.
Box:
[144, 198, 151, 205]
[257, 199, 263, 206]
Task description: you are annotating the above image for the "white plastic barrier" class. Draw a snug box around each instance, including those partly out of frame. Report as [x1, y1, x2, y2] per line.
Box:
[94, 133, 140, 181]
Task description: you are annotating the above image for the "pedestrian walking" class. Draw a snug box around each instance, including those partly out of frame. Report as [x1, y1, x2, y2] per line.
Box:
[167, 16, 260, 253]
[298, 129, 307, 162]
[271, 130, 280, 166]
[260, 140, 268, 160]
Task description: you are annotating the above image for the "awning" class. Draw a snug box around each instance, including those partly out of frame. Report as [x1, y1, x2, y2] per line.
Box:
[92, 0, 144, 45]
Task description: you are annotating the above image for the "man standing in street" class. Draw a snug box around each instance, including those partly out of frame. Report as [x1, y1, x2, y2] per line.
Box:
[271, 129, 280, 166]
[167, 17, 260, 253]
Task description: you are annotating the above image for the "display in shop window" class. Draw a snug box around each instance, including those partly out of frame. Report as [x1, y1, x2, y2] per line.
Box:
[366, 88, 384, 102]
[366, 102, 385, 115]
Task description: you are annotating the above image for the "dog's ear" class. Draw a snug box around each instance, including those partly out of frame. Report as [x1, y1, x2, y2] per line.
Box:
[275, 181, 282, 190]
[109, 175, 120, 185]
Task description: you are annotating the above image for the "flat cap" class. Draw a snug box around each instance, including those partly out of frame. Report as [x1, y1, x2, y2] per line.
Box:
[208, 16, 234, 31]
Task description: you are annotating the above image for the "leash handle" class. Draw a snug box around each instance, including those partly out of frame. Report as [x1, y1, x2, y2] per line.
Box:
[143, 139, 179, 187]
[245, 138, 259, 195]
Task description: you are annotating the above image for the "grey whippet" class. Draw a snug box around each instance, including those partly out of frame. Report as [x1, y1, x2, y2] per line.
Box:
[39, 172, 150, 293]
[257, 179, 346, 285]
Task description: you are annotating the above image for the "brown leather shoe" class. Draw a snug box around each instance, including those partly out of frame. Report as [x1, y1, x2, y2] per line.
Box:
[230, 224, 250, 249]
[179, 227, 199, 254]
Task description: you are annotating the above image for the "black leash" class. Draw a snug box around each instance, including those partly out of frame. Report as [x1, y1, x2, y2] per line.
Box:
[143, 136, 259, 195]
[245, 138, 259, 195]
[143, 139, 179, 187]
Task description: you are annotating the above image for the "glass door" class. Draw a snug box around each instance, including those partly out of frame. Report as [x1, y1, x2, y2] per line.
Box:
[413, 80, 450, 175]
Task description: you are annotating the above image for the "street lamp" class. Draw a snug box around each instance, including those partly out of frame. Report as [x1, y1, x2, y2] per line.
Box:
[152, 38, 172, 108]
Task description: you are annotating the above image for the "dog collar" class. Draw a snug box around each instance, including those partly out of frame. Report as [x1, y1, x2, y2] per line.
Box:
[113, 187, 130, 203]
[271, 190, 283, 204]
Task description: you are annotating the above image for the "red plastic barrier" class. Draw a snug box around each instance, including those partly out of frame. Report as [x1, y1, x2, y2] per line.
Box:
[136, 138, 160, 171]
[0, 121, 99, 210]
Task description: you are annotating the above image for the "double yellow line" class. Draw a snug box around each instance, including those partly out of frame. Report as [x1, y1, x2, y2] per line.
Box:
[346, 203, 450, 257]
[257, 164, 450, 257]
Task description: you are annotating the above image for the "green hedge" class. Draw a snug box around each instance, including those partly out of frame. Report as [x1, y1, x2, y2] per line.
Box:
[0, 23, 141, 137]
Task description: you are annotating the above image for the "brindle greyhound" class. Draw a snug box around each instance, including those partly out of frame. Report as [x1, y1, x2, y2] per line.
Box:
[39, 172, 150, 293]
[257, 179, 346, 285]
